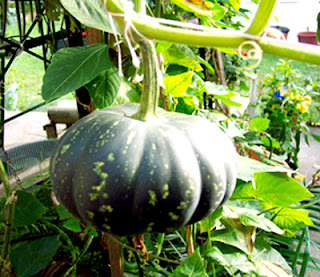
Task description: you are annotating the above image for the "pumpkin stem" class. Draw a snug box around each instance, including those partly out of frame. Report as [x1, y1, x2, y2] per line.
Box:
[131, 38, 159, 121]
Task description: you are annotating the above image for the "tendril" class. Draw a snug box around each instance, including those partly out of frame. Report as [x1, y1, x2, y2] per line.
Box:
[238, 41, 263, 70]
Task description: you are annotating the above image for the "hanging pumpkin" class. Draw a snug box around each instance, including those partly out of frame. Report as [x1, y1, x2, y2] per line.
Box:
[50, 39, 237, 236]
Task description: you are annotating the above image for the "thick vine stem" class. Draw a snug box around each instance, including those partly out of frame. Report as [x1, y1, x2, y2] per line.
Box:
[131, 38, 160, 121]
[106, 0, 320, 65]
[245, 0, 277, 36]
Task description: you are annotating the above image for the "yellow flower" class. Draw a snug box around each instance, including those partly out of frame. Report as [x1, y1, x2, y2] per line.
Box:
[294, 174, 306, 182]
[303, 95, 312, 104]
[295, 94, 303, 101]
[288, 91, 294, 100]
[296, 103, 309, 113]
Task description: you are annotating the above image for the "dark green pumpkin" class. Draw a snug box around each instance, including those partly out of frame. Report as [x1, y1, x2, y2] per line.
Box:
[50, 39, 237, 236]
[50, 103, 237, 236]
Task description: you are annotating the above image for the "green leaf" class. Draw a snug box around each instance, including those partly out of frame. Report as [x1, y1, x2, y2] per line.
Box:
[237, 155, 291, 182]
[63, 218, 82, 232]
[253, 172, 314, 207]
[250, 117, 270, 132]
[311, 133, 320, 143]
[113, 79, 140, 105]
[42, 44, 112, 101]
[272, 207, 313, 233]
[205, 246, 230, 267]
[163, 45, 203, 72]
[236, 208, 284, 235]
[87, 67, 121, 109]
[253, 238, 292, 276]
[170, 248, 209, 277]
[14, 191, 46, 228]
[164, 72, 193, 97]
[168, 0, 214, 17]
[60, 0, 114, 33]
[10, 236, 60, 277]
[201, 82, 228, 96]
[56, 205, 73, 220]
[200, 207, 223, 232]
[229, 0, 240, 11]
[215, 91, 242, 107]
[210, 228, 251, 255]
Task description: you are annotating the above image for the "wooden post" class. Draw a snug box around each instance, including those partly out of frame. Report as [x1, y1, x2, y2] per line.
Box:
[100, 233, 124, 277]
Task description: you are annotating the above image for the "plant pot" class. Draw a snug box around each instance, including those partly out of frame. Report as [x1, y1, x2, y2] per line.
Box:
[297, 32, 318, 45]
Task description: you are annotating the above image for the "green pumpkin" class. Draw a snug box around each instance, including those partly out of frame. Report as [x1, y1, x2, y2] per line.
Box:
[50, 39, 237, 236]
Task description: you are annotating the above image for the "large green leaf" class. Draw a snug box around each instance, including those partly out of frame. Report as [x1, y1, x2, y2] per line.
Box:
[235, 207, 284, 235]
[10, 236, 60, 277]
[210, 228, 251, 255]
[253, 238, 292, 276]
[87, 67, 121, 109]
[237, 155, 291, 182]
[170, 248, 209, 277]
[271, 207, 313, 235]
[163, 45, 203, 72]
[163, 72, 193, 97]
[42, 44, 112, 101]
[60, 0, 114, 33]
[253, 172, 314, 207]
[250, 117, 270, 132]
[13, 191, 46, 228]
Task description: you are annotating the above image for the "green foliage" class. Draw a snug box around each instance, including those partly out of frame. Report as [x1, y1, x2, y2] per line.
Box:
[10, 236, 60, 277]
[257, 59, 317, 167]
[42, 44, 113, 101]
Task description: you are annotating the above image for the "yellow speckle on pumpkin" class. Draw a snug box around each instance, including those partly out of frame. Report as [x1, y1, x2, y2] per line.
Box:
[147, 222, 155, 232]
[108, 153, 115, 161]
[148, 190, 157, 206]
[127, 130, 136, 145]
[163, 184, 169, 199]
[99, 205, 113, 213]
[61, 144, 71, 155]
[168, 212, 179, 221]
[89, 193, 99, 201]
[87, 211, 95, 219]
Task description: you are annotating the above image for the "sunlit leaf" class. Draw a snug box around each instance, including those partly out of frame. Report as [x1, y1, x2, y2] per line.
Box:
[200, 207, 223, 233]
[60, 0, 114, 33]
[272, 207, 313, 233]
[253, 239, 292, 276]
[168, 0, 214, 17]
[42, 44, 112, 101]
[253, 172, 314, 207]
[229, 0, 240, 11]
[250, 117, 270, 132]
[164, 72, 193, 97]
[163, 45, 203, 72]
[237, 155, 291, 182]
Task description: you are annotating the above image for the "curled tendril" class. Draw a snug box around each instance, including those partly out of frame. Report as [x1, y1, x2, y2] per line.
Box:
[238, 41, 263, 70]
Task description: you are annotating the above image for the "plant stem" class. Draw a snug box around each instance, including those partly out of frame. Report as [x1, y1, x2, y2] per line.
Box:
[106, 234, 182, 265]
[42, 220, 77, 276]
[106, 0, 320, 65]
[245, 0, 277, 35]
[131, 38, 159, 121]
[0, 160, 15, 273]
[64, 235, 95, 277]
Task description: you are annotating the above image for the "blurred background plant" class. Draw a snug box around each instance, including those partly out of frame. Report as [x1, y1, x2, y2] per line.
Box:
[256, 59, 319, 168]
